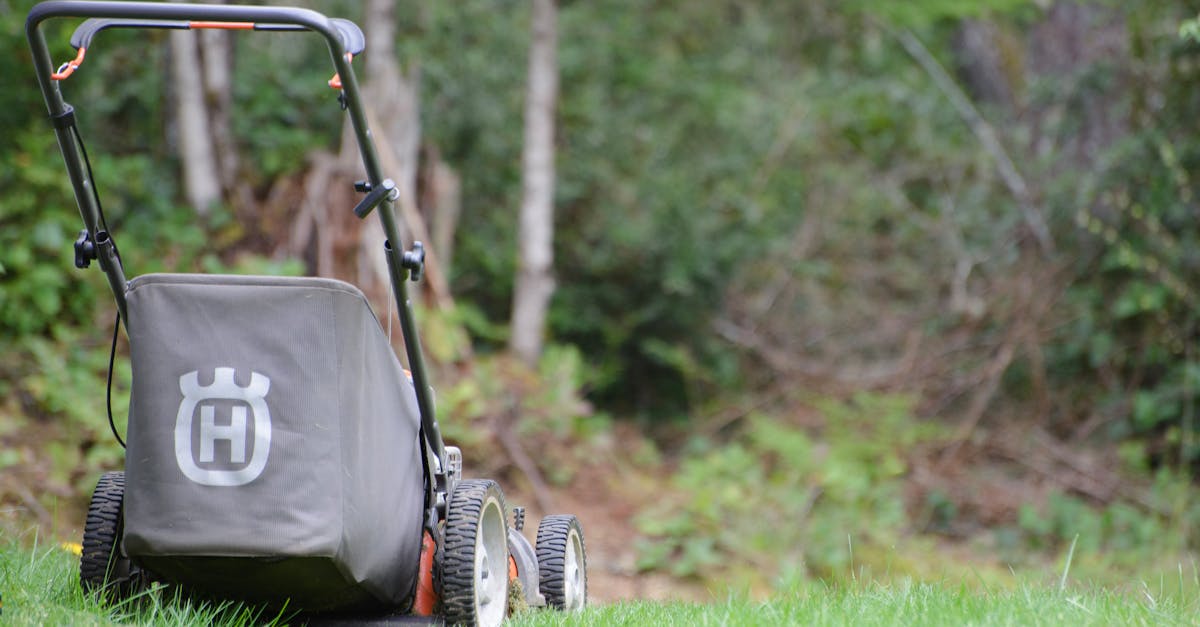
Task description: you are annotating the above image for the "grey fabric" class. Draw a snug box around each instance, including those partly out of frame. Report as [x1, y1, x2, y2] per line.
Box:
[121, 273, 425, 609]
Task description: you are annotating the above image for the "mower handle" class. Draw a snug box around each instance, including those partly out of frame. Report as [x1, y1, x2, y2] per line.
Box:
[28, 2, 364, 82]
[27, 1, 451, 506]
[67, 17, 365, 57]
[28, 1, 348, 46]
[25, 0, 377, 276]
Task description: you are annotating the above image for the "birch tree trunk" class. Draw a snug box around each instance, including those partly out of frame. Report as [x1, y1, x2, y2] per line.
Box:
[346, 0, 414, 297]
[339, 0, 454, 309]
[170, 30, 221, 215]
[423, 154, 462, 277]
[199, 25, 240, 202]
[510, 0, 559, 365]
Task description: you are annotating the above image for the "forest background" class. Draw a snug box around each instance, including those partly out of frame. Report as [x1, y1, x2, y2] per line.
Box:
[2, 0, 1200, 602]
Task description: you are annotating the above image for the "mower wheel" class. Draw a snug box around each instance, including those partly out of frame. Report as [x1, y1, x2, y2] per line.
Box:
[536, 514, 587, 611]
[439, 479, 510, 626]
[80, 471, 135, 595]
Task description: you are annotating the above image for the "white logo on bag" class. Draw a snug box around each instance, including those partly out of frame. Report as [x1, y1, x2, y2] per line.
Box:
[175, 368, 271, 486]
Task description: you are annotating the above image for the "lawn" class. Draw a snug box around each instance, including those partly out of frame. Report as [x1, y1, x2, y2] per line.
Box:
[509, 583, 1200, 626]
[3, 539, 1198, 626]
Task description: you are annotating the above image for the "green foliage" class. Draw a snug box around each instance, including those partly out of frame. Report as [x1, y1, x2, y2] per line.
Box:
[0, 130, 99, 337]
[635, 393, 944, 586]
[231, 28, 345, 182]
[843, 0, 1041, 27]
[6, 536, 1200, 627]
[985, 470, 1200, 593]
[1015, 493, 1166, 555]
[550, 2, 830, 417]
[5, 1, 1200, 602]
[397, 0, 527, 312]
[1181, 16, 1200, 41]
[438, 342, 611, 485]
[514, 575, 1200, 626]
[1045, 6, 1200, 469]
[415, 2, 892, 418]
[21, 329, 129, 489]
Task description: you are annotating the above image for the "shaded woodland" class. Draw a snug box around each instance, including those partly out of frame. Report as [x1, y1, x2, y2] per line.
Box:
[2, 0, 1200, 595]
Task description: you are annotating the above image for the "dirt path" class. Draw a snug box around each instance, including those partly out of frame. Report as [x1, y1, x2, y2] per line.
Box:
[507, 479, 708, 604]
[492, 436, 708, 605]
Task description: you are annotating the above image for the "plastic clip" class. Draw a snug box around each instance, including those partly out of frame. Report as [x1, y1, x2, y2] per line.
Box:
[51, 48, 86, 81]
[51, 104, 76, 130]
[328, 52, 354, 90]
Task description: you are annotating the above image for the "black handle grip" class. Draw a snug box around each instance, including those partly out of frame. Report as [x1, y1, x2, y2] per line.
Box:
[329, 19, 364, 57]
[71, 18, 185, 49]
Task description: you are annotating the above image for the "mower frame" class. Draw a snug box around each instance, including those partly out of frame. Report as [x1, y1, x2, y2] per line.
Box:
[25, 0, 453, 526]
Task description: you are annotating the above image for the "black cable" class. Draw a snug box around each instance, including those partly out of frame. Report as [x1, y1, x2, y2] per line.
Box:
[71, 114, 125, 448]
[71, 123, 120, 261]
[107, 311, 126, 449]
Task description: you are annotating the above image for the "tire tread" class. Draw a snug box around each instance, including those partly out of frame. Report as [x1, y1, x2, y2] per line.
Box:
[536, 514, 587, 610]
[439, 479, 508, 625]
[80, 471, 129, 593]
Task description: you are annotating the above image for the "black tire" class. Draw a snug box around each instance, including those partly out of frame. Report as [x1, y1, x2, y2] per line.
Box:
[536, 514, 587, 611]
[80, 471, 135, 596]
[439, 479, 510, 626]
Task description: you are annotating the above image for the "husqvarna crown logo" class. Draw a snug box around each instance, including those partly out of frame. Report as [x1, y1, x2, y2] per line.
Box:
[175, 367, 272, 486]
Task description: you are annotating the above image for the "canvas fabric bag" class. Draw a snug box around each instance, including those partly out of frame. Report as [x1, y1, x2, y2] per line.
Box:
[120, 273, 425, 609]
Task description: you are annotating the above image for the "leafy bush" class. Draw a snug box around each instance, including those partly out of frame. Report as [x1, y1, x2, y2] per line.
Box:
[1046, 60, 1200, 469]
[437, 339, 612, 485]
[635, 393, 944, 587]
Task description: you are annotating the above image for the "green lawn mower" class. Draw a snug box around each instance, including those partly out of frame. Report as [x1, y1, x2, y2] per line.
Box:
[26, 2, 587, 624]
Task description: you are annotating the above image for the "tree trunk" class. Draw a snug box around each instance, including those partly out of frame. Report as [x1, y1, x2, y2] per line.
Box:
[338, 0, 455, 310]
[420, 143, 462, 278]
[198, 23, 242, 204]
[510, 0, 559, 365]
[170, 29, 221, 215]
[952, 19, 1017, 108]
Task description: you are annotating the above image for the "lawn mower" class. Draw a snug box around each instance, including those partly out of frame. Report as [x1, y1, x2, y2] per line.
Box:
[26, 2, 587, 624]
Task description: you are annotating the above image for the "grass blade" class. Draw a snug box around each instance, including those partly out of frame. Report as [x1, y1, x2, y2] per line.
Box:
[1059, 534, 1078, 592]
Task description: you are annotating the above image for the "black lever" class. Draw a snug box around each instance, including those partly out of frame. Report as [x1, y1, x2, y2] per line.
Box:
[351, 178, 397, 219]
[402, 241, 425, 282]
[74, 229, 96, 269]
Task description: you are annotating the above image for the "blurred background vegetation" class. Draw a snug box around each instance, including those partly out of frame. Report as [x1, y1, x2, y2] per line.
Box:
[3, 0, 1200, 600]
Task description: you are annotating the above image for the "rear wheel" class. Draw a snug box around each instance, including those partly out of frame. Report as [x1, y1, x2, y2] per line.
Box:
[80, 471, 135, 595]
[536, 515, 587, 611]
[439, 479, 510, 626]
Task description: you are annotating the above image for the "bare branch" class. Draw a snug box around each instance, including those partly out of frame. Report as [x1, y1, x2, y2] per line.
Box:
[888, 24, 1055, 256]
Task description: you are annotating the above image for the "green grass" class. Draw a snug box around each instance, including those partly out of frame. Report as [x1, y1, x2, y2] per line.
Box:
[4, 538, 1199, 626]
[0, 536, 289, 626]
[510, 581, 1200, 626]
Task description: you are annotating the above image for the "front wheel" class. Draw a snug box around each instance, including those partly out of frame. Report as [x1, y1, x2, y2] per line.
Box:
[439, 479, 510, 626]
[536, 514, 587, 611]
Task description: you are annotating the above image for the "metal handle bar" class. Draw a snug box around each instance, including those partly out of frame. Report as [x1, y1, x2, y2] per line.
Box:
[25, 0, 380, 233]
[29, 3, 364, 81]
[29, 1, 346, 45]
[68, 17, 365, 56]
[24, 1, 381, 248]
